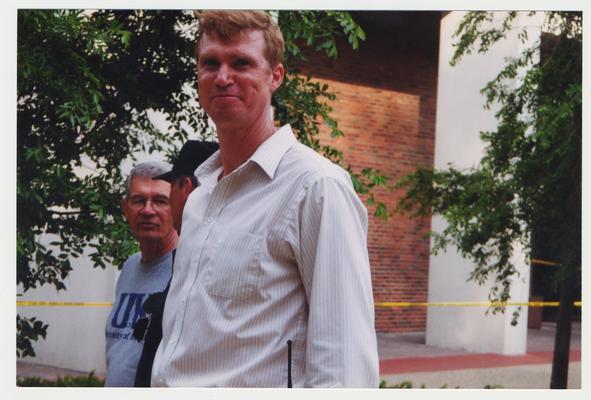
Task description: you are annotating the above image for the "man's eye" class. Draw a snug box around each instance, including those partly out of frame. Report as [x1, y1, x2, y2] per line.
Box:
[130, 198, 146, 206]
[201, 58, 219, 68]
[234, 59, 250, 68]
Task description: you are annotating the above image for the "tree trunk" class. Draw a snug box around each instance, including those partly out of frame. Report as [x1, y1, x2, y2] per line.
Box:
[549, 267, 576, 389]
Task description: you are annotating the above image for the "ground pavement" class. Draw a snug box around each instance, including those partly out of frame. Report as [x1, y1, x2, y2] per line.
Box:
[17, 321, 581, 389]
[378, 321, 581, 389]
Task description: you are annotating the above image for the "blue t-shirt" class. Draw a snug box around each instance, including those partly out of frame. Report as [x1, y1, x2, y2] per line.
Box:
[105, 251, 173, 387]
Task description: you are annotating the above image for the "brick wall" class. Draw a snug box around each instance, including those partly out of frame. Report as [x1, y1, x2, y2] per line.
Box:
[295, 12, 440, 332]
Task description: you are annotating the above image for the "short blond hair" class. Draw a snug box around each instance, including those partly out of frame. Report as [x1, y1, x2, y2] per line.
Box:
[195, 10, 284, 67]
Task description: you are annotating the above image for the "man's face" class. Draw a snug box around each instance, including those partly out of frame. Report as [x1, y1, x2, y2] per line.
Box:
[197, 29, 284, 129]
[169, 177, 193, 232]
[122, 176, 175, 243]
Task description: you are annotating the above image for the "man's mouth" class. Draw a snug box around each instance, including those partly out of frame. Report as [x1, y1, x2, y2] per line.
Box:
[212, 94, 240, 100]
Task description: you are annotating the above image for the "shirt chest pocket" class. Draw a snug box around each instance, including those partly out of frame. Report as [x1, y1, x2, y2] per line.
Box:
[204, 231, 263, 300]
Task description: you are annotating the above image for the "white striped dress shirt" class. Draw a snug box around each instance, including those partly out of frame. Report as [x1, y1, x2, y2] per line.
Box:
[151, 125, 379, 387]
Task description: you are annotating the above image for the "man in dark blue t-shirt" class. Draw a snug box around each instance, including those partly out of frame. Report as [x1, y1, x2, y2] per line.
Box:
[105, 161, 178, 387]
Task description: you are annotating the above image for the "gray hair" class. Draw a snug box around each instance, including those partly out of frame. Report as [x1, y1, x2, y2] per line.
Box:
[125, 161, 171, 197]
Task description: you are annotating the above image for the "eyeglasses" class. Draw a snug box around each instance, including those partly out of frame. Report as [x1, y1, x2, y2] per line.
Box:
[127, 196, 170, 212]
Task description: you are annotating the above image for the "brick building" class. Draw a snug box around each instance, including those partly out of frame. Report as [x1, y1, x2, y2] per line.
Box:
[296, 11, 442, 333]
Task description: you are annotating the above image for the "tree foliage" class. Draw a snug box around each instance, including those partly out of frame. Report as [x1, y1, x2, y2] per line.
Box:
[395, 11, 581, 388]
[16, 315, 48, 358]
[396, 11, 581, 308]
[17, 10, 388, 357]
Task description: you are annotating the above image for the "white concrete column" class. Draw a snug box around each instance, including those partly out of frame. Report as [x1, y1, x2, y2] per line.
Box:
[17, 235, 119, 374]
[426, 11, 543, 355]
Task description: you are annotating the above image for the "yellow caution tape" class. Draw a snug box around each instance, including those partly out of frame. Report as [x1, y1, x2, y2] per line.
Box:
[531, 258, 561, 267]
[17, 301, 113, 307]
[375, 301, 582, 308]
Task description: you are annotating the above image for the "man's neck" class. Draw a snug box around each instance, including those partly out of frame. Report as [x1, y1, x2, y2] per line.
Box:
[139, 230, 178, 264]
[216, 116, 277, 178]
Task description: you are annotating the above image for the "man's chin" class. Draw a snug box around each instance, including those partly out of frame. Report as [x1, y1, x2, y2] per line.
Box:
[135, 231, 162, 241]
[208, 104, 244, 119]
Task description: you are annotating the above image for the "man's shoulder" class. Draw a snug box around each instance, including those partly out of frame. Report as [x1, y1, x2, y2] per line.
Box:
[123, 251, 142, 265]
[119, 252, 142, 273]
[282, 142, 351, 185]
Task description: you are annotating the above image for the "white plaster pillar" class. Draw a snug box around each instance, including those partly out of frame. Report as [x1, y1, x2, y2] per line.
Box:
[426, 11, 543, 355]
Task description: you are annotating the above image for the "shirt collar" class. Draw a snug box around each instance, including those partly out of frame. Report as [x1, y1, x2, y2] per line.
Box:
[194, 124, 297, 181]
[249, 125, 297, 180]
[194, 149, 222, 182]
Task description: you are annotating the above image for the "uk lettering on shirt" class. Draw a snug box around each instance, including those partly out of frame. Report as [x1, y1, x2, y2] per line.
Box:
[106, 292, 147, 340]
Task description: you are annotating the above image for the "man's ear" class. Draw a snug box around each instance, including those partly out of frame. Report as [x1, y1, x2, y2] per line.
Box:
[183, 177, 194, 197]
[270, 63, 284, 93]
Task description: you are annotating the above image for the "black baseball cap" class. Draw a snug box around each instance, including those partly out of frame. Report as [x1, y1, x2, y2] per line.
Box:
[154, 140, 219, 182]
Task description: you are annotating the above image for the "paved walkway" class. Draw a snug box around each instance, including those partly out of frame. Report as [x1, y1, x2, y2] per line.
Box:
[378, 321, 581, 389]
[17, 321, 581, 389]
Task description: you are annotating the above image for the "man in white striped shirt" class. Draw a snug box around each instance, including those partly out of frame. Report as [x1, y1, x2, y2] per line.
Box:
[151, 10, 379, 387]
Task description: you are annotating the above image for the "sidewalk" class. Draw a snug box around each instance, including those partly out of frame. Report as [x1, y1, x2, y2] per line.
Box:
[17, 321, 581, 389]
[377, 321, 581, 389]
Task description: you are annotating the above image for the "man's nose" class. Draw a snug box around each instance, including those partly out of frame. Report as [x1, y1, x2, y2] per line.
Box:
[140, 200, 157, 215]
[214, 63, 233, 87]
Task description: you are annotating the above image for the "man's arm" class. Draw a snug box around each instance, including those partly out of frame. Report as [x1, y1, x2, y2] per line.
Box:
[296, 175, 379, 387]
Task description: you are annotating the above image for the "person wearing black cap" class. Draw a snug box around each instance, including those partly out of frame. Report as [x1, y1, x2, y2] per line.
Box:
[153, 140, 219, 232]
[132, 140, 217, 387]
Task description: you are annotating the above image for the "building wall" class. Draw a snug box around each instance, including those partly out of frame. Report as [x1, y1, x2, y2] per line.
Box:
[296, 12, 440, 332]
